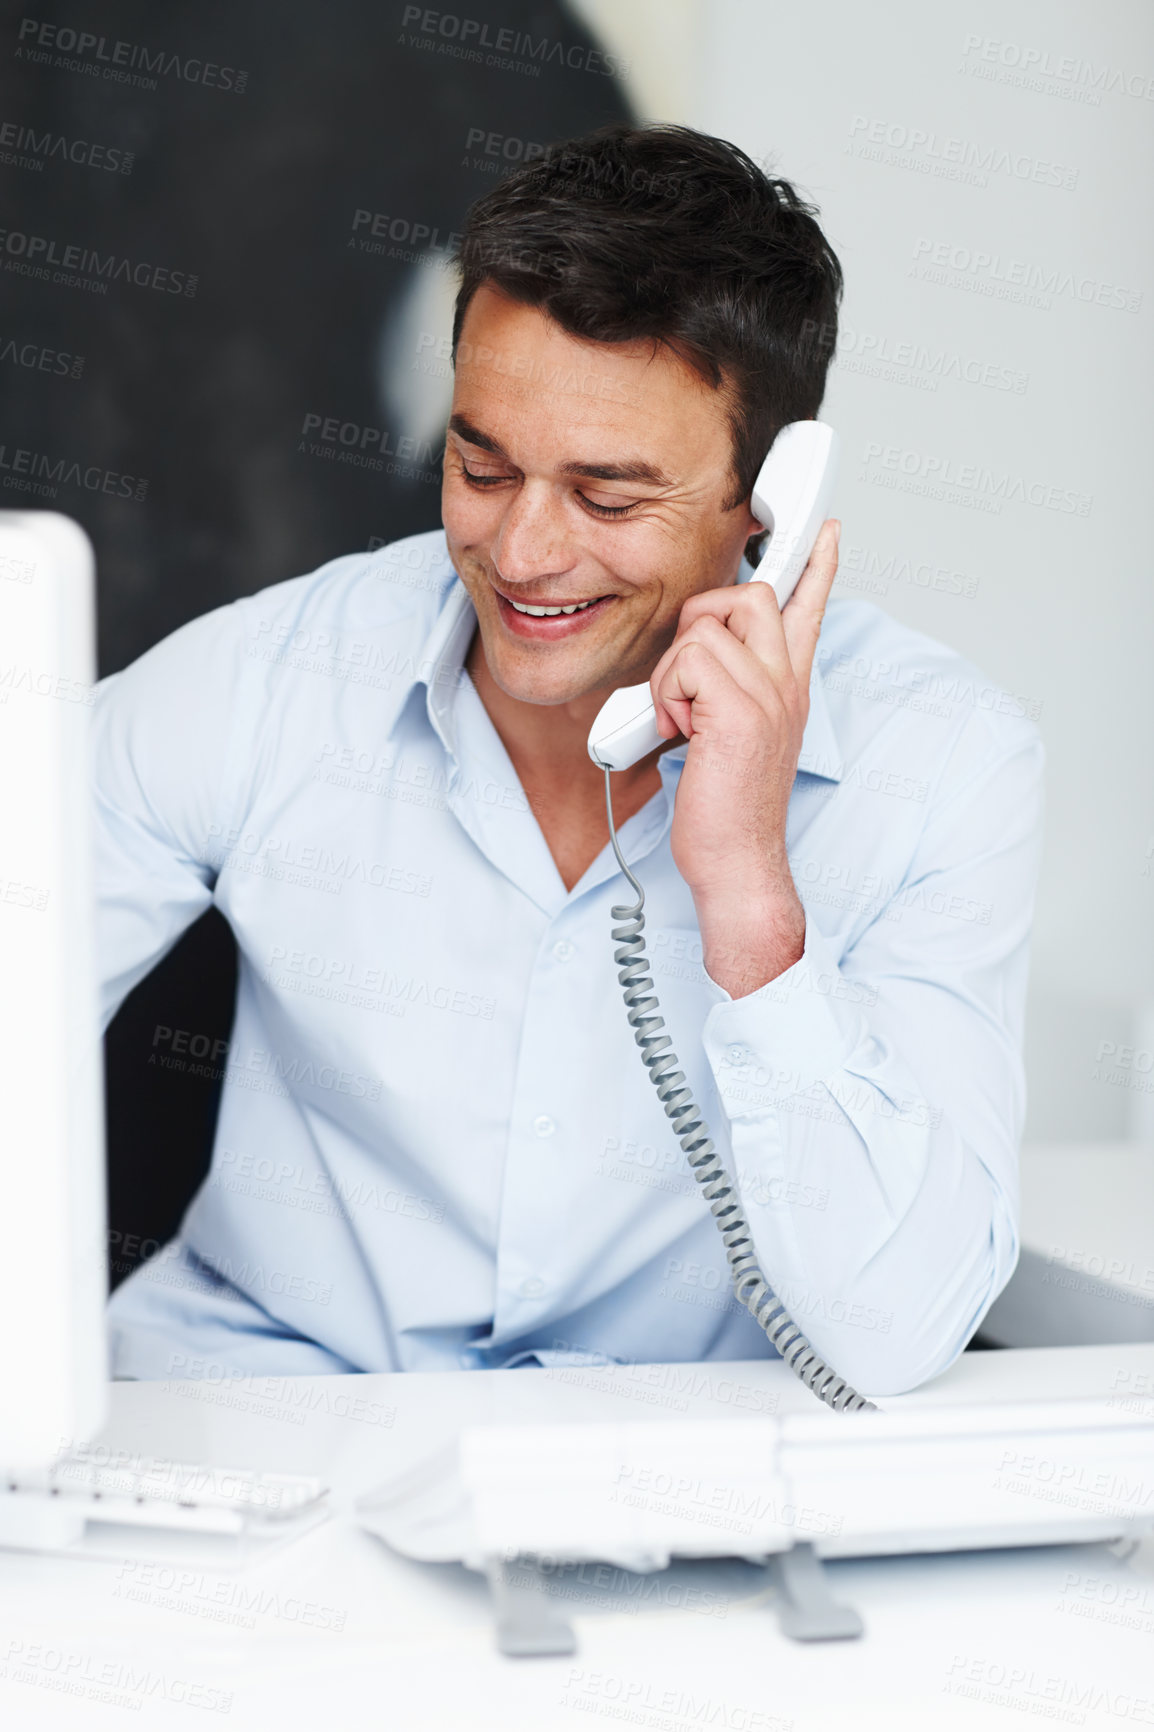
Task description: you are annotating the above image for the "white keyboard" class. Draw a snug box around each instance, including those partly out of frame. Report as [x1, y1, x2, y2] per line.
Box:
[5, 1449, 328, 1536]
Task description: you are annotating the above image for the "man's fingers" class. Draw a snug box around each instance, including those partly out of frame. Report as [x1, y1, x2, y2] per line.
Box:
[654, 613, 781, 718]
[651, 520, 839, 739]
[654, 639, 757, 738]
[780, 518, 840, 691]
[674, 579, 785, 663]
[664, 583, 793, 698]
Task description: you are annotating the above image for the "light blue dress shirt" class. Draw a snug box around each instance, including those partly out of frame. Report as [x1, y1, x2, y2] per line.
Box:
[97, 530, 1044, 1394]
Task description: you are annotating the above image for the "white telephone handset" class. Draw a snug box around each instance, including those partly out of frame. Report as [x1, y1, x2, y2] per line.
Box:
[586, 421, 839, 771]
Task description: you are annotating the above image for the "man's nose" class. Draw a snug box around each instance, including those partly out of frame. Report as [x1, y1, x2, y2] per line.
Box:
[490, 482, 577, 586]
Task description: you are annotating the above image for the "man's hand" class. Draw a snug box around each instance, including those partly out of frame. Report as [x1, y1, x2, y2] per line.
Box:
[652, 519, 841, 998]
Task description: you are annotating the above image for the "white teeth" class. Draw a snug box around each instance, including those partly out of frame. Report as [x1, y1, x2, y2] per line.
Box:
[508, 597, 599, 617]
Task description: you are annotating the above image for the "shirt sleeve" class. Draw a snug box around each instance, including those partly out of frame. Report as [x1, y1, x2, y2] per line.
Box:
[700, 721, 1046, 1396]
[92, 601, 250, 1033]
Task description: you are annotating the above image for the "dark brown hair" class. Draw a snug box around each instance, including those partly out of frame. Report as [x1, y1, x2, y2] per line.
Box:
[451, 123, 843, 516]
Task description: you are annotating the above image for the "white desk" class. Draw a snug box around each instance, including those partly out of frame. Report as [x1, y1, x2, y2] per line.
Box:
[2, 1344, 1153, 1731]
[985, 1142, 1154, 1346]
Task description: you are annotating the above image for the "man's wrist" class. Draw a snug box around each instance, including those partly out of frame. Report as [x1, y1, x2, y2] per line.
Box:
[695, 876, 806, 999]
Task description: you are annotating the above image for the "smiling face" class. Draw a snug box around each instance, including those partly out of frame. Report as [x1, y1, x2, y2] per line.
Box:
[442, 285, 759, 721]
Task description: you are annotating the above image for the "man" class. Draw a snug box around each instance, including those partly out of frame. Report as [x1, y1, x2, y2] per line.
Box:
[98, 124, 1044, 1395]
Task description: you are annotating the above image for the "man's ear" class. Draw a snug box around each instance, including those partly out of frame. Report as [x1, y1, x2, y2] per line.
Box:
[737, 491, 764, 567]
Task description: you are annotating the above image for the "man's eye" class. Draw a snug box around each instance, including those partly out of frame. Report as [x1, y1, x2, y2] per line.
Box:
[578, 493, 638, 519]
[461, 466, 508, 488]
[460, 463, 637, 519]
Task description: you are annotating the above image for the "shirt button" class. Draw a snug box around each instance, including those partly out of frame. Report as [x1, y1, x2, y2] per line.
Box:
[552, 939, 575, 962]
[519, 1278, 545, 1299]
[533, 1115, 555, 1138]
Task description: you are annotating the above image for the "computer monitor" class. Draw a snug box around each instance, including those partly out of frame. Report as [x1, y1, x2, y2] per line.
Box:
[0, 511, 107, 1473]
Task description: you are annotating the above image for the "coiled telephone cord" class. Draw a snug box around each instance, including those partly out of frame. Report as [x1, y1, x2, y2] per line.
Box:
[602, 765, 878, 1415]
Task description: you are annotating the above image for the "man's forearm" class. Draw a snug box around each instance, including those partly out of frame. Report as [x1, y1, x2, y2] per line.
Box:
[696, 873, 807, 999]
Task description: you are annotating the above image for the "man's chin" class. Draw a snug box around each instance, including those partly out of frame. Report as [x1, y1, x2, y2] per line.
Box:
[480, 646, 632, 711]
[471, 607, 656, 715]
[491, 670, 615, 711]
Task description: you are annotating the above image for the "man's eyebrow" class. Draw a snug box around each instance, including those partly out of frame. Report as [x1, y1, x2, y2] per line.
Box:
[448, 413, 673, 489]
[557, 458, 673, 487]
[448, 413, 506, 456]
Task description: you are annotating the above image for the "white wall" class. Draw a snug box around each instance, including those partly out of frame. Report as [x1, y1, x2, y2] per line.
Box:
[576, 0, 1154, 1141]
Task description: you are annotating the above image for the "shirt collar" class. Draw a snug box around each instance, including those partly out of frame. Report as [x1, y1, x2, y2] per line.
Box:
[407, 575, 477, 763]
[795, 659, 843, 782]
[406, 569, 843, 783]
